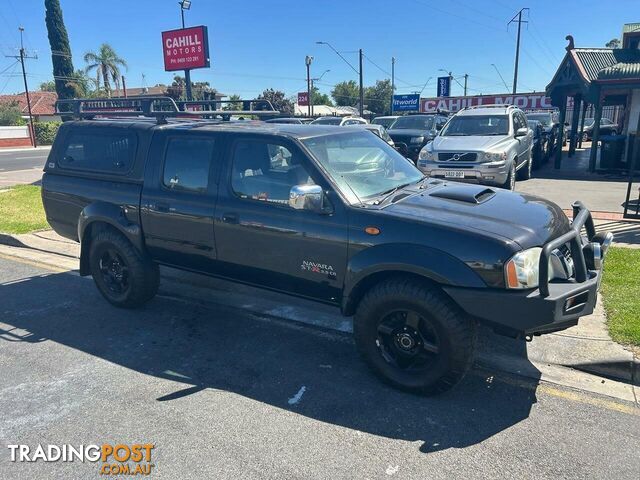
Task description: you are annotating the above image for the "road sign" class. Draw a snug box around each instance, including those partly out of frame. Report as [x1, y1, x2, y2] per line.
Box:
[161, 26, 210, 72]
[298, 92, 309, 106]
[392, 94, 420, 112]
[437, 76, 450, 97]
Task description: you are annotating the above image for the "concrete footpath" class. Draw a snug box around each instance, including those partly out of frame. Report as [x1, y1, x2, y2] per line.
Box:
[0, 228, 638, 407]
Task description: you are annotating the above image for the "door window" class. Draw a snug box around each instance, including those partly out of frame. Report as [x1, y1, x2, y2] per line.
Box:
[231, 139, 315, 205]
[163, 137, 216, 193]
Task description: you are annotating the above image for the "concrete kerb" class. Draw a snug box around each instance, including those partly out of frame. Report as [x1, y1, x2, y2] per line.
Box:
[0, 229, 637, 406]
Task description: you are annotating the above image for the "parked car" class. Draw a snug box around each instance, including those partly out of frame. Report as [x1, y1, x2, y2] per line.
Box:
[526, 110, 560, 155]
[371, 116, 399, 129]
[42, 98, 613, 395]
[349, 123, 395, 148]
[387, 113, 449, 162]
[568, 117, 619, 141]
[418, 105, 534, 190]
[265, 117, 309, 124]
[527, 119, 547, 169]
[310, 116, 367, 126]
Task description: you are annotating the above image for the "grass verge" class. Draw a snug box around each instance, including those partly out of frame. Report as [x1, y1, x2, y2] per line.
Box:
[0, 185, 48, 234]
[601, 247, 640, 348]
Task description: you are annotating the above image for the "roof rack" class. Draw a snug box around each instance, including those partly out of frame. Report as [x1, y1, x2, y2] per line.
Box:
[55, 96, 280, 124]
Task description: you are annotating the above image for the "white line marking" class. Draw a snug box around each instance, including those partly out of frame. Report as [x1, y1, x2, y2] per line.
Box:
[287, 386, 306, 405]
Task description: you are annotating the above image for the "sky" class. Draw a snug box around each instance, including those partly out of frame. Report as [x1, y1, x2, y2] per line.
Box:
[0, 0, 637, 101]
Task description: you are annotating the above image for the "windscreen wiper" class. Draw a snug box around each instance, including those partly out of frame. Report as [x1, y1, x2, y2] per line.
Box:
[374, 182, 412, 205]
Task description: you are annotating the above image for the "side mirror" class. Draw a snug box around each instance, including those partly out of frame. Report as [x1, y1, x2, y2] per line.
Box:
[515, 127, 528, 137]
[289, 184, 332, 213]
[436, 124, 443, 131]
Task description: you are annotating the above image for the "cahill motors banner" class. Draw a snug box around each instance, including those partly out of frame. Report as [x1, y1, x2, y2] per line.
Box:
[421, 92, 554, 113]
[162, 25, 210, 71]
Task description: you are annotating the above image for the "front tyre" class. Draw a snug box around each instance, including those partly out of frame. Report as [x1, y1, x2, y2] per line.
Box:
[354, 278, 477, 395]
[89, 228, 159, 308]
[501, 161, 516, 190]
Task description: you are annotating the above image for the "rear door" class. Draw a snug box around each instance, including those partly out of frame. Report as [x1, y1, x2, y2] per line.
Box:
[141, 130, 220, 271]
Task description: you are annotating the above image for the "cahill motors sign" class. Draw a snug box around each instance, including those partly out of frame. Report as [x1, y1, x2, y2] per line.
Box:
[161, 25, 210, 71]
[392, 94, 420, 112]
[421, 92, 554, 112]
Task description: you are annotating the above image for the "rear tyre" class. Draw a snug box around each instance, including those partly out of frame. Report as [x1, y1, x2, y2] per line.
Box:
[354, 277, 477, 395]
[89, 228, 159, 308]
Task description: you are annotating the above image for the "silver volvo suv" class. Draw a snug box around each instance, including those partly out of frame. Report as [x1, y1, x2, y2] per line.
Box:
[417, 105, 533, 190]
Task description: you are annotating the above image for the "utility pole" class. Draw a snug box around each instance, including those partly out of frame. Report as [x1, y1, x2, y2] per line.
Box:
[391, 56, 395, 114]
[305, 55, 313, 117]
[6, 27, 38, 148]
[358, 49, 364, 117]
[179, 0, 193, 101]
[508, 8, 529, 95]
[463, 74, 468, 96]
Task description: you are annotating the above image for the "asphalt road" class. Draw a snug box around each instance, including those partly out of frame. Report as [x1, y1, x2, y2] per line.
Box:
[1, 255, 639, 479]
[0, 149, 49, 173]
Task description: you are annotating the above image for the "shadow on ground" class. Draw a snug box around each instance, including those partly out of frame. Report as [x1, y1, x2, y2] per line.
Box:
[0, 271, 540, 453]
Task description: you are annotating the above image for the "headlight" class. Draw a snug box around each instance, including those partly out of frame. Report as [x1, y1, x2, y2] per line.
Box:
[505, 247, 542, 289]
[410, 136, 425, 144]
[483, 151, 507, 162]
[418, 146, 435, 161]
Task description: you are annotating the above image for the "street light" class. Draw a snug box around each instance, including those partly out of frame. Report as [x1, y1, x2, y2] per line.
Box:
[178, 0, 192, 100]
[310, 69, 330, 115]
[305, 56, 313, 117]
[316, 41, 364, 116]
[491, 63, 511, 92]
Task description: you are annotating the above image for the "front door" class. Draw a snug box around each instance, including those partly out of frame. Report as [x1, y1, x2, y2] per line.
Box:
[213, 135, 348, 303]
[141, 132, 219, 271]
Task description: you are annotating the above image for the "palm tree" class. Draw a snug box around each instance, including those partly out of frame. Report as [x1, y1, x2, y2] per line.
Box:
[83, 44, 127, 97]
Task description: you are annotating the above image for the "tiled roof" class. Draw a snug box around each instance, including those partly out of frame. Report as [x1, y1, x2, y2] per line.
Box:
[598, 61, 640, 81]
[572, 48, 640, 82]
[0, 91, 58, 115]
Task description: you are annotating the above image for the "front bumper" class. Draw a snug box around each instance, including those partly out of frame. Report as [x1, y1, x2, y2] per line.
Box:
[444, 202, 612, 336]
[418, 160, 509, 186]
[444, 271, 600, 335]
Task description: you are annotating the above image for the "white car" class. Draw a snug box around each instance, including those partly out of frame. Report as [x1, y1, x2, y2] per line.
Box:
[310, 116, 368, 126]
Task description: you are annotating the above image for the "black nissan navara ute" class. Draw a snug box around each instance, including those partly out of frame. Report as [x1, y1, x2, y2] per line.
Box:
[41, 98, 614, 395]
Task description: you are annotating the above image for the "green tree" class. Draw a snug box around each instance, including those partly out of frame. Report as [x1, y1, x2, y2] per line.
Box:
[83, 43, 128, 97]
[224, 94, 242, 111]
[66, 69, 95, 97]
[311, 86, 333, 106]
[605, 38, 621, 49]
[167, 75, 217, 101]
[0, 101, 25, 126]
[364, 79, 393, 115]
[258, 88, 294, 115]
[331, 80, 359, 107]
[40, 80, 57, 92]
[45, 0, 76, 100]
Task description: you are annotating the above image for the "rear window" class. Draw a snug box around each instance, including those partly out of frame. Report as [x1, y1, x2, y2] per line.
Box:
[59, 130, 137, 174]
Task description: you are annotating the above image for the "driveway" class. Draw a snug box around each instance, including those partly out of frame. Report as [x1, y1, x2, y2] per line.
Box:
[1, 254, 639, 479]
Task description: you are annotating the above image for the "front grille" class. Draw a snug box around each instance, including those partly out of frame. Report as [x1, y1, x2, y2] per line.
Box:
[438, 152, 478, 162]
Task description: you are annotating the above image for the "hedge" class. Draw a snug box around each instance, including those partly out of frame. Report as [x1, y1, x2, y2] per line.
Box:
[34, 121, 62, 145]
